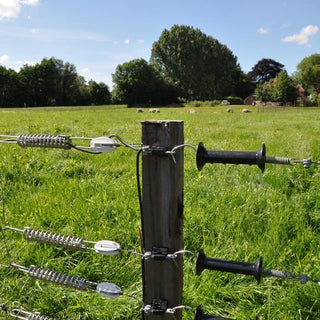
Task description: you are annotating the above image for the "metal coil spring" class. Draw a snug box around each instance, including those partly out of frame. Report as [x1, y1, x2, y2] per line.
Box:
[23, 228, 87, 250]
[28, 265, 93, 291]
[9, 310, 55, 320]
[1, 305, 56, 320]
[266, 156, 291, 165]
[16, 134, 72, 149]
[27, 312, 55, 320]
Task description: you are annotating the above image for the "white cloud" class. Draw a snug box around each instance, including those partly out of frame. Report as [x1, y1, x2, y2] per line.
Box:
[282, 25, 319, 45]
[31, 28, 38, 34]
[137, 39, 144, 44]
[20, 0, 39, 4]
[0, 54, 10, 63]
[258, 27, 269, 35]
[0, 0, 39, 20]
[124, 39, 130, 45]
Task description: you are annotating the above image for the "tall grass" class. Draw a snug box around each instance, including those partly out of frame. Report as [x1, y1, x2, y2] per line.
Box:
[0, 105, 319, 319]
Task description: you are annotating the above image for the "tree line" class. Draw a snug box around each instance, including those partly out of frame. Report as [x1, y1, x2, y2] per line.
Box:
[1, 25, 320, 107]
[0, 58, 110, 107]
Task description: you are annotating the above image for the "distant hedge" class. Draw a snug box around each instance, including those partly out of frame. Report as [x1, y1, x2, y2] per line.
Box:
[223, 96, 244, 105]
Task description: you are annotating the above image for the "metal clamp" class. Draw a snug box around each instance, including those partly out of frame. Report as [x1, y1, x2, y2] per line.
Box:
[143, 299, 168, 315]
[143, 145, 171, 156]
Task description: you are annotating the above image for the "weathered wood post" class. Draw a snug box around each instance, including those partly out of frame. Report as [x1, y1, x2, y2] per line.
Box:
[141, 121, 184, 320]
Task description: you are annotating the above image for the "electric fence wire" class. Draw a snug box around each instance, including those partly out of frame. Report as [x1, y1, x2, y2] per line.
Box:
[2, 226, 125, 256]
[0, 172, 12, 265]
[0, 134, 117, 155]
[136, 148, 144, 253]
[0, 142, 141, 315]
[1, 134, 319, 318]
[135, 144, 197, 254]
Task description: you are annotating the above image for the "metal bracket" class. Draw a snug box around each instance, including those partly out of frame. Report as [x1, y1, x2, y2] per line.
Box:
[151, 247, 169, 260]
[149, 299, 168, 315]
[143, 145, 170, 156]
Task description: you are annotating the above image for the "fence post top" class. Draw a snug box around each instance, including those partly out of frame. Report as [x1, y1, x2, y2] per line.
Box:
[141, 120, 183, 125]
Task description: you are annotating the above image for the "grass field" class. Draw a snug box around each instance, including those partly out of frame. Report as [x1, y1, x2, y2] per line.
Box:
[0, 105, 319, 319]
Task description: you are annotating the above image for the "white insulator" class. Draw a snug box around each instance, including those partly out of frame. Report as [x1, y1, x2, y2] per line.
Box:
[94, 240, 121, 255]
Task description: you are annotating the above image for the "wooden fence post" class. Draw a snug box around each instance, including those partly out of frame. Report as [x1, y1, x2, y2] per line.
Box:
[141, 121, 184, 320]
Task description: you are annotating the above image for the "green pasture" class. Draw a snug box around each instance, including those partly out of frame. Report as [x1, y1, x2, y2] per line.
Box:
[0, 105, 319, 319]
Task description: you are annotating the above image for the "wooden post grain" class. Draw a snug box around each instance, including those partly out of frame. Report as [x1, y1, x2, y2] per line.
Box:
[141, 121, 184, 320]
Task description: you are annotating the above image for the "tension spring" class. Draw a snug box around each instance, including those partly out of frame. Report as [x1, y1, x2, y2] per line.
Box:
[10, 263, 122, 298]
[3, 226, 121, 256]
[16, 134, 72, 150]
[1, 304, 56, 320]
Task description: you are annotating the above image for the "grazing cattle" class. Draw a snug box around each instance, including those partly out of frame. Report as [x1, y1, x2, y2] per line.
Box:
[242, 108, 252, 113]
[187, 109, 197, 114]
[136, 108, 143, 113]
[227, 108, 234, 113]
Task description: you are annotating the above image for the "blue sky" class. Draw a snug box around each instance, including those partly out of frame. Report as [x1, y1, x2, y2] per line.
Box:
[1, 0, 319, 89]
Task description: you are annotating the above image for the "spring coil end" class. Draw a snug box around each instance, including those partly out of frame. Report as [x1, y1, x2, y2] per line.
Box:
[23, 228, 87, 251]
[28, 311, 56, 320]
[16, 134, 72, 149]
[28, 265, 91, 291]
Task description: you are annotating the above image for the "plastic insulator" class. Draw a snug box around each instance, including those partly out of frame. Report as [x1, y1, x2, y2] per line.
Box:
[16, 134, 72, 149]
[23, 228, 87, 251]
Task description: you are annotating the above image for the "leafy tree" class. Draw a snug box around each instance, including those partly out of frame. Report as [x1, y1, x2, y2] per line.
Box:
[112, 58, 178, 105]
[1, 57, 111, 107]
[270, 71, 298, 103]
[150, 25, 240, 100]
[247, 58, 285, 83]
[232, 67, 255, 98]
[18, 58, 86, 106]
[255, 71, 297, 104]
[88, 80, 111, 105]
[295, 53, 320, 94]
[53, 59, 81, 106]
[19, 64, 43, 106]
[254, 82, 272, 102]
[0, 66, 23, 107]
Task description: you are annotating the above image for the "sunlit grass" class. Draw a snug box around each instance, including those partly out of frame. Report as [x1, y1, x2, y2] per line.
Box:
[0, 105, 319, 319]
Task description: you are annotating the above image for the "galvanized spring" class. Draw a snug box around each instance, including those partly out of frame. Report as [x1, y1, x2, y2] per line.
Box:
[266, 156, 292, 165]
[28, 312, 55, 320]
[16, 134, 72, 149]
[23, 227, 87, 251]
[27, 265, 97, 292]
[10, 264, 123, 298]
[15, 310, 55, 320]
[1, 304, 56, 320]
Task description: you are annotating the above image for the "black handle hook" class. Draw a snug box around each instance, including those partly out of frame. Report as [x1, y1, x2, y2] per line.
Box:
[196, 143, 266, 172]
[195, 307, 235, 320]
[196, 250, 263, 283]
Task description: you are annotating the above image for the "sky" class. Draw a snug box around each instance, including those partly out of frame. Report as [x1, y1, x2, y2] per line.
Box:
[0, 0, 319, 89]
